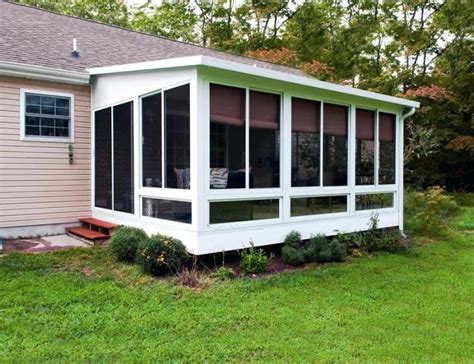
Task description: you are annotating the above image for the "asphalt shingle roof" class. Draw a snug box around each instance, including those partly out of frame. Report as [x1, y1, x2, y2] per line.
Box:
[0, 1, 309, 77]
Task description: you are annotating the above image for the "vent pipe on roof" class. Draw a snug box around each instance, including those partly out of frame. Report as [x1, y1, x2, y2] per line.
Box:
[71, 39, 79, 58]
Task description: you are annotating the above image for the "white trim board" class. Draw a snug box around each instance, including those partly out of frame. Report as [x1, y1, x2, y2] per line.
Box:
[0, 61, 90, 85]
[88, 55, 420, 109]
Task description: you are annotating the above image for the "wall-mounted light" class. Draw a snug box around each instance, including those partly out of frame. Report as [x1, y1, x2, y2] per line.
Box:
[68, 143, 74, 164]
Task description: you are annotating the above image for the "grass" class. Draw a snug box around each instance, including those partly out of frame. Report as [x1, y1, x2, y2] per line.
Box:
[0, 209, 473, 362]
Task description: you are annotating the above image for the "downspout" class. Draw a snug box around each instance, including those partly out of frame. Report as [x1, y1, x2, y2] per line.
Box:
[401, 106, 416, 121]
[399, 106, 416, 235]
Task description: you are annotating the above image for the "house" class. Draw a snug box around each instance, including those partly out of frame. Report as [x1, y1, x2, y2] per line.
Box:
[0, 1, 419, 255]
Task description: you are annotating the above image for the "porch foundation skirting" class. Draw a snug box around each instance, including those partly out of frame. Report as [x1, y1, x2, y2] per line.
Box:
[93, 206, 399, 255]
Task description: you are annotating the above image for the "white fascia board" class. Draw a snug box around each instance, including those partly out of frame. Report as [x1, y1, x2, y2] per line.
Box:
[0, 61, 90, 85]
[87, 55, 420, 108]
[87, 55, 203, 75]
[200, 56, 420, 109]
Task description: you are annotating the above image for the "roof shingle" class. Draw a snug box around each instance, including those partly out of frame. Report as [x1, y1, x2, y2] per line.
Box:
[0, 1, 309, 77]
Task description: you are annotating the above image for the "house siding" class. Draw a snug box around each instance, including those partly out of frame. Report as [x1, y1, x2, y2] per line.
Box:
[0, 76, 91, 233]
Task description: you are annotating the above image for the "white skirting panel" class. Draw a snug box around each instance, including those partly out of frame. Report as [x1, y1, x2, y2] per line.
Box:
[93, 207, 398, 255]
[195, 211, 399, 255]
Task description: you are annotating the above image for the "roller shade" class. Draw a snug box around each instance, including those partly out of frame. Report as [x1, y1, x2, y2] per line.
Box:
[324, 103, 348, 137]
[356, 109, 375, 140]
[379, 112, 396, 142]
[292, 98, 320, 133]
[249, 90, 280, 130]
[210, 84, 245, 126]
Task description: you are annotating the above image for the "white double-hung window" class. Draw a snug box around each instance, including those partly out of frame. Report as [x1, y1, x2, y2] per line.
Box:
[21, 89, 74, 142]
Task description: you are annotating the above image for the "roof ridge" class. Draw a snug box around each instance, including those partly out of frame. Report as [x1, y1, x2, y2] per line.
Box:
[7, 0, 304, 74]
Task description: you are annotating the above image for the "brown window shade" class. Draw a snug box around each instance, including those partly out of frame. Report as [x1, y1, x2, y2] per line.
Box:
[356, 109, 375, 140]
[379, 112, 396, 142]
[324, 103, 348, 136]
[292, 98, 320, 133]
[210, 84, 245, 126]
[250, 90, 280, 130]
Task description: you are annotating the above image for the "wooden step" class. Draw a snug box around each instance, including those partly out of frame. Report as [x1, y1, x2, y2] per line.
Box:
[80, 218, 117, 230]
[66, 227, 109, 241]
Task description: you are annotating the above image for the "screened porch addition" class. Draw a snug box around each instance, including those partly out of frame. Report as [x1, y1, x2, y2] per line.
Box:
[90, 65, 404, 254]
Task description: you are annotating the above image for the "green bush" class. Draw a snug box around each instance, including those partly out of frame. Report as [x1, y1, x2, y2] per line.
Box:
[109, 226, 147, 263]
[328, 237, 347, 262]
[240, 241, 269, 275]
[137, 234, 189, 276]
[212, 266, 236, 281]
[281, 230, 305, 266]
[307, 234, 332, 263]
[405, 186, 460, 236]
[282, 231, 347, 265]
[281, 245, 305, 266]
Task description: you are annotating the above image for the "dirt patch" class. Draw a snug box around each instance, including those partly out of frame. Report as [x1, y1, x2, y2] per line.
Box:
[3, 239, 42, 252]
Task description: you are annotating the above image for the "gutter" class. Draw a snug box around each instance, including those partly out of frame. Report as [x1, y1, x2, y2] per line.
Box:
[401, 106, 416, 121]
[0, 61, 90, 85]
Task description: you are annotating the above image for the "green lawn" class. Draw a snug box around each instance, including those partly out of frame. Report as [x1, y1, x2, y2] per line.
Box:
[1, 208, 473, 362]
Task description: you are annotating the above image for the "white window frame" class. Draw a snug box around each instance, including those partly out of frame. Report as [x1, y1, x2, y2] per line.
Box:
[20, 88, 74, 143]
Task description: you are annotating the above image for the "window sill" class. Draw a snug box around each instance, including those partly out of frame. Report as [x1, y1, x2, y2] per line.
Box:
[21, 136, 73, 143]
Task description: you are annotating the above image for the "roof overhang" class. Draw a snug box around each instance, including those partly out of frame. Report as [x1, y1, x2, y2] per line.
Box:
[88, 55, 420, 109]
[0, 61, 90, 85]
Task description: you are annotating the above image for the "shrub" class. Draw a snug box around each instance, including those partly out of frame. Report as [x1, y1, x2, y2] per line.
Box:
[109, 226, 147, 263]
[281, 230, 305, 266]
[137, 234, 189, 276]
[281, 245, 305, 266]
[307, 234, 332, 263]
[282, 231, 347, 265]
[240, 241, 269, 275]
[283, 230, 302, 248]
[212, 266, 236, 281]
[328, 237, 347, 262]
[404, 186, 460, 236]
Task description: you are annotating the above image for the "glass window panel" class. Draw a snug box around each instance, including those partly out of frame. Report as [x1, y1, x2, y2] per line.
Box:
[209, 84, 246, 189]
[379, 112, 396, 184]
[40, 127, 54, 136]
[56, 107, 69, 116]
[356, 193, 394, 210]
[291, 195, 347, 216]
[55, 128, 69, 137]
[292, 98, 321, 187]
[26, 104, 40, 114]
[356, 109, 375, 185]
[142, 198, 192, 224]
[249, 91, 280, 188]
[210, 199, 279, 224]
[55, 98, 69, 108]
[40, 96, 54, 106]
[113, 101, 134, 214]
[41, 118, 54, 127]
[323, 103, 348, 186]
[54, 119, 69, 128]
[142, 93, 162, 188]
[94, 108, 112, 210]
[41, 105, 55, 115]
[25, 126, 40, 136]
[26, 94, 40, 105]
[25, 116, 40, 126]
[165, 84, 190, 189]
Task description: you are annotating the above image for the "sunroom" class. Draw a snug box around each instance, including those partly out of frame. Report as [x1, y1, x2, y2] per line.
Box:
[89, 56, 419, 255]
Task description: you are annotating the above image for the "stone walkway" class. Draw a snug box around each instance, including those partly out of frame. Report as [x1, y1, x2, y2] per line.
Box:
[2, 234, 90, 254]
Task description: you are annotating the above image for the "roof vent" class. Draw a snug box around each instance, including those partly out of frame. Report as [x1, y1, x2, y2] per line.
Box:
[71, 39, 79, 58]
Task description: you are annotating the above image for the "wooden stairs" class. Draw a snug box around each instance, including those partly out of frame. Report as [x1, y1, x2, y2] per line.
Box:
[66, 218, 117, 244]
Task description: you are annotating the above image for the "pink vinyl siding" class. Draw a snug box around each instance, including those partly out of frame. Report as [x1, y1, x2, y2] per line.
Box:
[0, 76, 91, 229]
